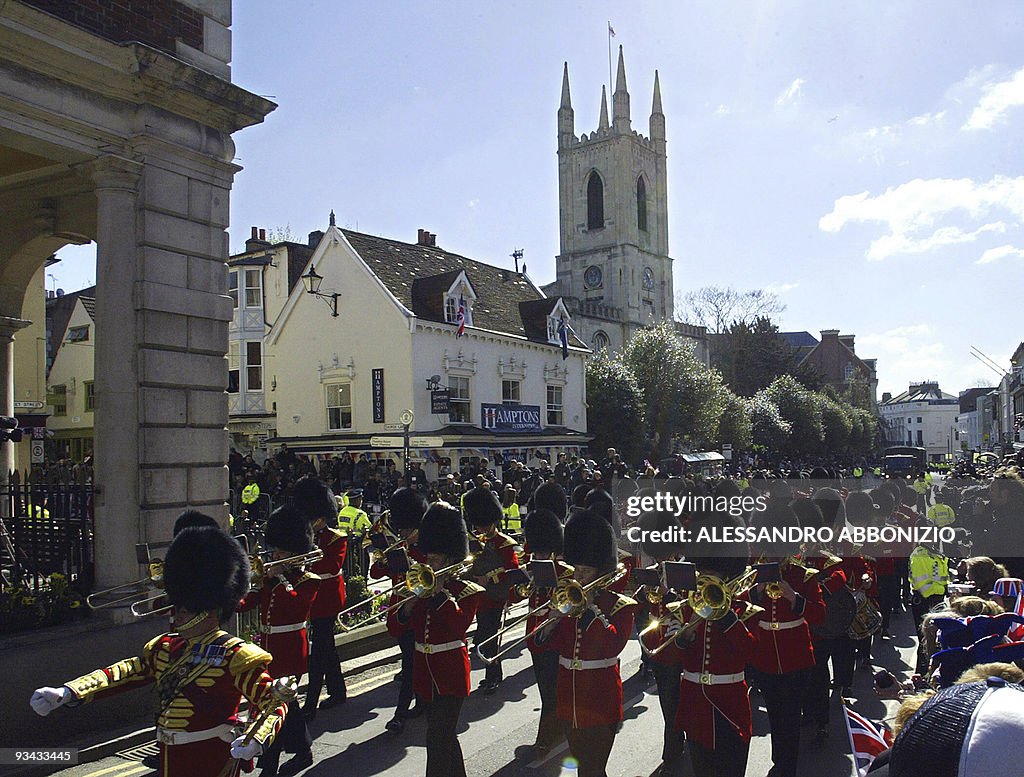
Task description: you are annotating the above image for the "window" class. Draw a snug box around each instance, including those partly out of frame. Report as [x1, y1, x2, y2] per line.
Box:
[67, 325, 89, 342]
[326, 383, 353, 430]
[586, 171, 604, 230]
[449, 376, 470, 423]
[445, 296, 459, 323]
[244, 269, 262, 308]
[49, 385, 67, 417]
[593, 331, 609, 350]
[844, 364, 856, 381]
[245, 341, 262, 391]
[637, 176, 648, 232]
[84, 381, 96, 412]
[546, 384, 564, 426]
[916, 430, 923, 446]
[502, 379, 521, 404]
[228, 270, 238, 308]
[917, 417, 922, 423]
[228, 341, 240, 394]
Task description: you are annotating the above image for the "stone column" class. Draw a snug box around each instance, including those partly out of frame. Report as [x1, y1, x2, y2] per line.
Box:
[91, 155, 143, 588]
[0, 315, 31, 490]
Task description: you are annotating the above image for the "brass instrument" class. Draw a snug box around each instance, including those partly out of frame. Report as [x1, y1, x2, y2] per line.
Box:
[250, 548, 324, 589]
[480, 564, 628, 664]
[765, 582, 785, 600]
[86, 560, 165, 610]
[765, 556, 819, 600]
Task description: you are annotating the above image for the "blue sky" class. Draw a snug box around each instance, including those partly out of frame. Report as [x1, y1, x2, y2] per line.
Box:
[51, 1, 1024, 397]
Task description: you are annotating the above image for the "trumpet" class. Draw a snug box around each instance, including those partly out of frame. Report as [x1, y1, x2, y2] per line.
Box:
[86, 560, 165, 610]
[480, 564, 627, 664]
[646, 568, 761, 657]
[764, 556, 819, 600]
[250, 549, 324, 589]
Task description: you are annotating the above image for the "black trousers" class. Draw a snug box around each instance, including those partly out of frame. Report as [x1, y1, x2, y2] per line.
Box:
[531, 649, 565, 748]
[566, 723, 617, 777]
[474, 607, 504, 684]
[757, 668, 809, 777]
[261, 699, 312, 769]
[650, 660, 686, 764]
[878, 575, 899, 632]
[805, 637, 854, 725]
[396, 630, 416, 715]
[687, 708, 750, 777]
[425, 695, 466, 777]
[303, 616, 346, 712]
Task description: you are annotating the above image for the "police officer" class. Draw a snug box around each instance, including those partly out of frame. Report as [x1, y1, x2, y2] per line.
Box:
[909, 541, 948, 673]
[502, 484, 522, 535]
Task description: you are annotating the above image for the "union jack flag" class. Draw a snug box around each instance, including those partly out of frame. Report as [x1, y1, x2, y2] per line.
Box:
[842, 702, 892, 777]
[557, 316, 569, 360]
[456, 295, 466, 338]
[1010, 593, 1024, 641]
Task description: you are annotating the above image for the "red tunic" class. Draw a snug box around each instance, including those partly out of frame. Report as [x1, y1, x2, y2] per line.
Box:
[405, 578, 484, 701]
[747, 562, 824, 674]
[525, 560, 575, 654]
[309, 527, 347, 619]
[547, 589, 637, 728]
[471, 531, 520, 613]
[239, 571, 318, 678]
[370, 544, 427, 638]
[638, 590, 685, 665]
[663, 607, 755, 749]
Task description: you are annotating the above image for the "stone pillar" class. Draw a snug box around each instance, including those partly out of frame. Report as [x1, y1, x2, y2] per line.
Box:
[0, 316, 31, 488]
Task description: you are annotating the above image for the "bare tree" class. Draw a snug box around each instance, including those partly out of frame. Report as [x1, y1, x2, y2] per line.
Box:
[675, 286, 786, 333]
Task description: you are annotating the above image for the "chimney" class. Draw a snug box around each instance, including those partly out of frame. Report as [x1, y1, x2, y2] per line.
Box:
[839, 334, 855, 350]
[417, 229, 437, 247]
[428, 233, 436, 246]
[820, 329, 840, 339]
[259, 228, 266, 241]
[882, 392, 892, 403]
[308, 230, 324, 247]
[245, 225, 270, 252]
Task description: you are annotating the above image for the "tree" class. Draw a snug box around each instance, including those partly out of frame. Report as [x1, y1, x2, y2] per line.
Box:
[585, 352, 646, 465]
[762, 375, 824, 454]
[676, 286, 785, 334]
[717, 390, 753, 450]
[621, 322, 726, 458]
[712, 316, 822, 397]
[818, 394, 853, 451]
[748, 393, 791, 450]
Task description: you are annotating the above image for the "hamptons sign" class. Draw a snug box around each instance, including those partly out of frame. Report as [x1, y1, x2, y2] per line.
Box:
[481, 403, 542, 433]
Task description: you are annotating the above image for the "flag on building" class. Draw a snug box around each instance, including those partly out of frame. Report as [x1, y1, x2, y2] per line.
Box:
[557, 316, 569, 360]
[456, 295, 466, 338]
[608, 22, 616, 37]
[842, 702, 892, 777]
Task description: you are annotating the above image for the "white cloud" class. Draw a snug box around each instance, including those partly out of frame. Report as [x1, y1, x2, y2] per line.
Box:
[976, 244, 1024, 265]
[765, 282, 799, 295]
[714, 104, 730, 116]
[859, 324, 952, 394]
[775, 78, 805, 108]
[467, 199, 478, 209]
[908, 110, 946, 126]
[963, 66, 1024, 130]
[819, 175, 1024, 261]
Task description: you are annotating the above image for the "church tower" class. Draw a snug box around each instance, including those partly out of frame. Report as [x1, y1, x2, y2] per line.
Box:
[546, 47, 673, 352]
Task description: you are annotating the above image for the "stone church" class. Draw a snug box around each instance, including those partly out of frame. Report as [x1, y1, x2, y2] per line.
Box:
[541, 47, 707, 360]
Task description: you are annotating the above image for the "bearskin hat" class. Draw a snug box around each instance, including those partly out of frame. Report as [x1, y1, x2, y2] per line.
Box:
[417, 503, 469, 561]
[790, 498, 825, 529]
[164, 526, 249, 622]
[173, 509, 219, 536]
[462, 487, 504, 529]
[637, 509, 684, 560]
[265, 504, 315, 554]
[532, 482, 568, 521]
[571, 483, 591, 508]
[389, 487, 428, 532]
[524, 509, 563, 556]
[845, 491, 874, 527]
[693, 509, 748, 580]
[563, 508, 616, 573]
[290, 475, 338, 527]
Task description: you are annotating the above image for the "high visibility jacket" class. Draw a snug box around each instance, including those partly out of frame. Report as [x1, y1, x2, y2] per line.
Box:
[503, 503, 521, 533]
[737, 478, 750, 491]
[873, 467, 882, 476]
[909, 546, 948, 598]
[338, 505, 371, 534]
[853, 467, 864, 478]
[912, 479, 928, 495]
[241, 483, 260, 504]
[927, 504, 956, 527]
[924, 472, 934, 486]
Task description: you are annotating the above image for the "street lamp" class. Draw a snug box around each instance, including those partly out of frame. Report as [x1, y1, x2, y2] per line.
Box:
[301, 263, 339, 317]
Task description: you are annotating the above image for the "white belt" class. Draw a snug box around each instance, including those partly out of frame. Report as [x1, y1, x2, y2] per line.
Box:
[559, 656, 618, 671]
[758, 618, 806, 631]
[264, 622, 306, 634]
[320, 571, 342, 578]
[156, 723, 237, 746]
[682, 670, 745, 686]
[415, 640, 465, 654]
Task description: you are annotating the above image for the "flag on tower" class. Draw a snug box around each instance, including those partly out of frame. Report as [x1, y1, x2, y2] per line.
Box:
[608, 22, 616, 37]
[557, 316, 569, 360]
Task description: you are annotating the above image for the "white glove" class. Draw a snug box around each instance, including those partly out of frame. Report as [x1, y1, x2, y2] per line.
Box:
[30, 686, 71, 716]
[230, 734, 263, 760]
[664, 619, 682, 638]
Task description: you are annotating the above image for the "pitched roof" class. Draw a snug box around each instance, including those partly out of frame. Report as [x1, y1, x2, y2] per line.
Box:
[959, 386, 995, 413]
[780, 331, 819, 349]
[881, 383, 958, 405]
[80, 297, 95, 321]
[45, 285, 95, 377]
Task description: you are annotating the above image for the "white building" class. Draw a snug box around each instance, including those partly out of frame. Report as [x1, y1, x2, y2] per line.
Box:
[879, 382, 960, 462]
[263, 220, 591, 480]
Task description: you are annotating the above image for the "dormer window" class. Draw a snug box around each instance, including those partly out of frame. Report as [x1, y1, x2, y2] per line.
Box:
[546, 300, 572, 347]
[443, 271, 477, 329]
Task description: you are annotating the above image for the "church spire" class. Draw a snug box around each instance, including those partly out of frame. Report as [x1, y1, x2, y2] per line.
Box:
[612, 45, 630, 130]
[558, 61, 575, 148]
[651, 70, 663, 115]
[598, 85, 609, 131]
[650, 70, 665, 144]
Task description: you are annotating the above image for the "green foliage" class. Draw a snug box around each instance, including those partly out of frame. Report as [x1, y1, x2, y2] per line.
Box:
[763, 375, 824, 454]
[748, 392, 792, 450]
[717, 390, 753, 450]
[818, 394, 853, 451]
[585, 353, 646, 464]
[713, 316, 823, 397]
[0, 573, 87, 633]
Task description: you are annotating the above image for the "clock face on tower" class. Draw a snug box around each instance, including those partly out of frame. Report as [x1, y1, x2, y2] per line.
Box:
[584, 265, 603, 289]
[642, 267, 655, 290]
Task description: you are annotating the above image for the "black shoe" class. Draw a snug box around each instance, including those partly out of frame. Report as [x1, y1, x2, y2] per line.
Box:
[386, 715, 405, 734]
[320, 693, 346, 709]
[404, 704, 424, 719]
[142, 755, 159, 770]
[278, 750, 313, 776]
[482, 679, 500, 695]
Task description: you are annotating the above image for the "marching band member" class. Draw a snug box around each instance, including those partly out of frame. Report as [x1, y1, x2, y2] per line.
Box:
[239, 505, 319, 777]
[397, 502, 484, 777]
[372, 487, 428, 733]
[291, 475, 349, 719]
[463, 486, 520, 694]
[536, 508, 637, 777]
[520, 508, 571, 759]
[30, 523, 288, 777]
[635, 508, 687, 774]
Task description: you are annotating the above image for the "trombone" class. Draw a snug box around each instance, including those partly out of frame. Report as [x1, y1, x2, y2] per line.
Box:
[645, 568, 762, 657]
[765, 556, 819, 600]
[250, 548, 324, 589]
[480, 564, 628, 664]
[86, 560, 165, 610]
